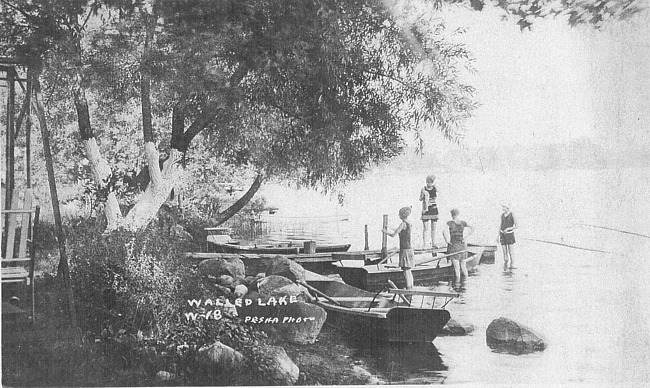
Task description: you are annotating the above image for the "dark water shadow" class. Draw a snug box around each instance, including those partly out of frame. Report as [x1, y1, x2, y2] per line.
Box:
[350, 340, 448, 384]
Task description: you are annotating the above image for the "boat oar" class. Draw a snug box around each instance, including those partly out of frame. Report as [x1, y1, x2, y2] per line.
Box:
[297, 281, 342, 306]
[376, 250, 399, 266]
[413, 250, 466, 267]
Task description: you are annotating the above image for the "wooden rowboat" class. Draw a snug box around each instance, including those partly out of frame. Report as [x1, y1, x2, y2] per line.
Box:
[305, 279, 457, 343]
[334, 246, 484, 291]
[207, 241, 352, 255]
[468, 243, 497, 264]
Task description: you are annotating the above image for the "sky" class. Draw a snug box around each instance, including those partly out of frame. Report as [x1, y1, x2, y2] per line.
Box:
[417, 5, 650, 152]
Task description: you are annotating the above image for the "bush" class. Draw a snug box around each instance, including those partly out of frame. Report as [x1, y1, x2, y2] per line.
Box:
[61, 214, 269, 385]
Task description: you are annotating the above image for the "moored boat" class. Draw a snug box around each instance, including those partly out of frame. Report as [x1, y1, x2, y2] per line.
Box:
[204, 226, 351, 255]
[468, 243, 497, 264]
[335, 247, 484, 291]
[306, 279, 457, 343]
[208, 241, 352, 255]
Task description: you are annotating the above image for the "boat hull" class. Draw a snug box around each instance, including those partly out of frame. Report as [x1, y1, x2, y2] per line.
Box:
[308, 280, 450, 343]
[208, 241, 351, 255]
[336, 249, 481, 291]
[469, 243, 497, 264]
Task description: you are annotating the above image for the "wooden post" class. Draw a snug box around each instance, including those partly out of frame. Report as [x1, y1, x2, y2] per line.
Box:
[33, 76, 77, 328]
[304, 240, 316, 254]
[381, 214, 388, 260]
[364, 225, 369, 250]
[5, 67, 15, 212]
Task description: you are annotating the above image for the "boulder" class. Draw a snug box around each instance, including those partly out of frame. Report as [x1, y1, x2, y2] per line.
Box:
[264, 301, 327, 344]
[258, 275, 294, 295]
[198, 341, 247, 372]
[486, 317, 546, 354]
[198, 258, 246, 279]
[269, 283, 307, 299]
[351, 365, 381, 385]
[170, 224, 193, 240]
[217, 274, 234, 287]
[257, 346, 299, 385]
[155, 371, 175, 382]
[234, 284, 248, 297]
[441, 318, 475, 336]
[265, 256, 306, 282]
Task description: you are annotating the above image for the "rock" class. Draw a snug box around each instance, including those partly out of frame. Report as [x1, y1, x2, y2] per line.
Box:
[351, 365, 381, 385]
[198, 341, 247, 372]
[264, 302, 327, 344]
[441, 318, 475, 336]
[269, 283, 305, 298]
[258, 275, 294, 295]
[198, 258, 246, 279]
[486, 317, 546, 354]
[170, 224, 193, 240]
[234, 284, 248, 297]
[265, 256, 306, 282]
[258, 346, 299, 385]
[217, 274, 234, 286]
[236, 293, 326, 345]
[156, 371, 175, 381]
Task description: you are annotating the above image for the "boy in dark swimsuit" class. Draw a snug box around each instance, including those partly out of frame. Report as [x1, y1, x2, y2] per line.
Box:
[383, 206, 414, 289]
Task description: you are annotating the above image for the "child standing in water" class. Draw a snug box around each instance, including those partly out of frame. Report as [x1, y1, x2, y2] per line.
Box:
[497, 204, 518, 269]
[383, 206, 415, 289]
[420, 175, 439, 249]
[443, 208, 474, 279]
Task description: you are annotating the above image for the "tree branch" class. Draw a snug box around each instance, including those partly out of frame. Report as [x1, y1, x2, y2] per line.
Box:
[213, 174, 264, 226]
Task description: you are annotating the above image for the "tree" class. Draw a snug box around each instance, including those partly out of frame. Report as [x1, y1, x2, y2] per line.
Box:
[1, 0, 643, 233]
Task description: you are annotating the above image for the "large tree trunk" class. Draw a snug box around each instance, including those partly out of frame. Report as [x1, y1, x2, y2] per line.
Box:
[119, 143, 183, 232]
[83, 138, 123, 229]
[213, 174, 264, 226]
[71, 63, 123, 230]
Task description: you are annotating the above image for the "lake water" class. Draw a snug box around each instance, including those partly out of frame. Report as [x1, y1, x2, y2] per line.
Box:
[256, 167, 650, 385]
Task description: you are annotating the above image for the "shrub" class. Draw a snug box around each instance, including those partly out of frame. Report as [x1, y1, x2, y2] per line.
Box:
[62, 213, 270, 385]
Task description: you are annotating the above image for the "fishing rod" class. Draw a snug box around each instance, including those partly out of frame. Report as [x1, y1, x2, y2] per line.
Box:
[520, 237, 610, 253]
[581, 224, 650, 239]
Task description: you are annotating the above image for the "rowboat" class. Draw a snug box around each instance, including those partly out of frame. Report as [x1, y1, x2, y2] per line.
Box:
[204, 226, 351, 255]
[469, 243, 497, 264]
[208, 241, 352, 255]
[334, 246, 484, 291]
[305, 279, 457, 343]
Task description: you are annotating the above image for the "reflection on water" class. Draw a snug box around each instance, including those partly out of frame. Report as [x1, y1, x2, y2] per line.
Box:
[351, 341, 448, 385]
[450, 278, 468, 293]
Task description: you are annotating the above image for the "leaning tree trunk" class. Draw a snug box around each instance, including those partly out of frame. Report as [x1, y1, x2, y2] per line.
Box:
[213, 174, 264, 226]
[119, 143, 184, 232]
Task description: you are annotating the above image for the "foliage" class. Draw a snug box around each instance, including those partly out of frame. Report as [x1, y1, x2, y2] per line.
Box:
[486, 0, 646, 29]
[1, 0, 645, 231]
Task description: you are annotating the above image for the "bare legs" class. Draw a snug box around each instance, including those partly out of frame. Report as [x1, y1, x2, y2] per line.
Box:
[502, 244, 516, 269]
[403, 268, 414, 289]
[422, 220, 438, 248]
[452, 259, 469, 279]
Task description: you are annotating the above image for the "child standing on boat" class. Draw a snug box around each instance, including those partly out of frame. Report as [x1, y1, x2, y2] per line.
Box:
[443, 208, 474, 279]
[497, 204, 518, 269]
[383, 206, 415, 290]
[420, 175, 439, 249]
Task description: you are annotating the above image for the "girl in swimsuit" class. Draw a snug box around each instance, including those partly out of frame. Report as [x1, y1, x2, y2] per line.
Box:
[497, 204, 518, 269]
[443, 208, 474, 279]
[420, 175, 439, 249]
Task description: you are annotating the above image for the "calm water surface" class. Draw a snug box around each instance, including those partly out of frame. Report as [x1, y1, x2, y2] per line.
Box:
[257, 167, 650, 385]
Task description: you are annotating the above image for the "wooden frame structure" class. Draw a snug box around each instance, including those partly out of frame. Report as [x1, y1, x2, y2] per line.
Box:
[2, 189, 40, 324]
